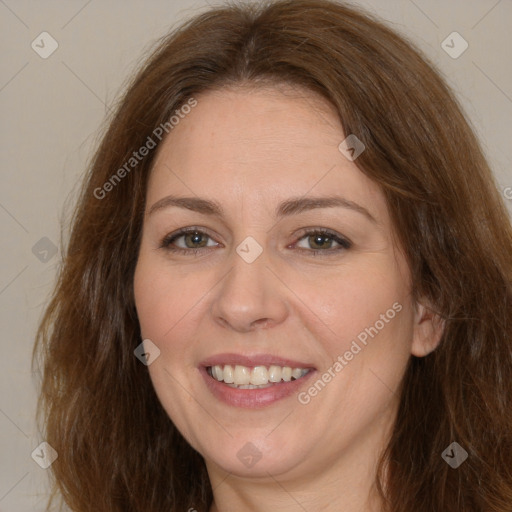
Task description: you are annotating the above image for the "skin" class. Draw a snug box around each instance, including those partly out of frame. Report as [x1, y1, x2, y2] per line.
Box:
[133, 84, 443, 512]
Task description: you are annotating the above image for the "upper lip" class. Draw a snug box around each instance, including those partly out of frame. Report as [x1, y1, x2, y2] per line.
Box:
[200, 353, 316, 369]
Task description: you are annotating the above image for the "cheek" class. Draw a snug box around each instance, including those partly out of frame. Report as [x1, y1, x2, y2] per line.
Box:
[133, 255, 205, 341]
[290, 259, 409, 349]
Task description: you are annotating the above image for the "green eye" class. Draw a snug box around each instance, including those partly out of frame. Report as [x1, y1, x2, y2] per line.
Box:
[295, 229, 352, 253]
[307, 233, 335, 250]
[160, 228, 218, 253]
[160, 227, 351, 256]
[182, 231, 209, 248]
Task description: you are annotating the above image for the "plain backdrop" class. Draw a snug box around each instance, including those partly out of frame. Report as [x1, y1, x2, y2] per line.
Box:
[0, 0, 511, 510]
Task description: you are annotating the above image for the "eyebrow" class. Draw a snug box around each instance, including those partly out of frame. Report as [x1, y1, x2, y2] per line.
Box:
[148, 195, 377, 223]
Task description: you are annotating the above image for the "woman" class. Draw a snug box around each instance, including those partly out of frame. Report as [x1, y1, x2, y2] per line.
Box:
[33, 0, 512, 511]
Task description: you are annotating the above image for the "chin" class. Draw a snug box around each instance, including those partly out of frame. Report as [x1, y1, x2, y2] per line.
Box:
[201, 432, 312, 479]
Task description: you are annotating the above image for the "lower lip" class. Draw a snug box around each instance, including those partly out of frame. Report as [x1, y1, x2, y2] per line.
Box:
[199, 367, 316, 408]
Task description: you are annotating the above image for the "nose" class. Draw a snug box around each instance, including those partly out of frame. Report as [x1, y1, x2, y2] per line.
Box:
[210, 247, 289, 333]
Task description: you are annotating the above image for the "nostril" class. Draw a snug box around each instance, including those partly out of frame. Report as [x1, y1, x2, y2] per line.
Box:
[250, 318, 272, 329]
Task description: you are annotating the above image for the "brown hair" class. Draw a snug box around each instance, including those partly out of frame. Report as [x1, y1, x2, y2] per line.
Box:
[33, 1, 512, 510]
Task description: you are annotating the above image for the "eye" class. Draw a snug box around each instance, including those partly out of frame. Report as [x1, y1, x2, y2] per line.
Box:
[159, 227, 351, 256]
[294, 229, 352, 254]
[160, 228, 220, 254]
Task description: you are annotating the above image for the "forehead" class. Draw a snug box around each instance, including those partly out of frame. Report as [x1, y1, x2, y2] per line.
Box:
[147, 85, 386, 220]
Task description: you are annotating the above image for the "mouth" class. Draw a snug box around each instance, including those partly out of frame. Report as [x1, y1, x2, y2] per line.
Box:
[199, 354, 316, 408]
[206, 364, 311, 389]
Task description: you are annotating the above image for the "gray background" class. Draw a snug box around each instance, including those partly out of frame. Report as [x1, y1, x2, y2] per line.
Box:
[1, 0, 511, 510]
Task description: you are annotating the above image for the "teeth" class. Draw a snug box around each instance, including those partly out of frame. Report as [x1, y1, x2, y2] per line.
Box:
[223, 364, 234, 383]
[208, 364, 310, 387]
[230, 383, 274, 389]
[291, 368, 303, 379]
[282, 367, 292, 382]
[212, 365, 223, 381]
[268, 365, 282, 382]
[234, 365, 251, 385]
[250, 366, 268, 385]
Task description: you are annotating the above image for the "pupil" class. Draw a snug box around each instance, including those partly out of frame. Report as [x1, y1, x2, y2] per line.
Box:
[310, 234, 331, 249]
[186, 232, 206, 248]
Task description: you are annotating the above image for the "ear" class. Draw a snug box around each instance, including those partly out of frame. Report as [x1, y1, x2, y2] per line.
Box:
[411, 299, 444, 357]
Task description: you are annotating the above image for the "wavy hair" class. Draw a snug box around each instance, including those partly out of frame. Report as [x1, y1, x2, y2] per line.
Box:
[33, 1, 512, 510]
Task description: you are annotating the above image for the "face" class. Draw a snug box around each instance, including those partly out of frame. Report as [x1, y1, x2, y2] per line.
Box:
[134, 85, 435, 485]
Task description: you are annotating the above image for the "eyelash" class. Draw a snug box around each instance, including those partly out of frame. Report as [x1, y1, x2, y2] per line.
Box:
[159, 227, 352, 256]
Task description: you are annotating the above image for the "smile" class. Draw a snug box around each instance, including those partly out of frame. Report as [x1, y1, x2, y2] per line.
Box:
[206, 364, 311, 389]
